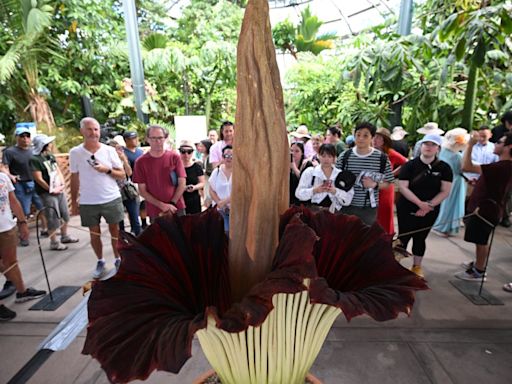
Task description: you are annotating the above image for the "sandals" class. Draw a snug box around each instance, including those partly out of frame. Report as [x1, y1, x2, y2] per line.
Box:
[503, 283, 512, 293]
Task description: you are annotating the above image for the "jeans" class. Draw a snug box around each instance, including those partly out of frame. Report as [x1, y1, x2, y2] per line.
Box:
[14, 181, 44, 215]
[120, 198, 141, 235]
[219, 208, 230, 234]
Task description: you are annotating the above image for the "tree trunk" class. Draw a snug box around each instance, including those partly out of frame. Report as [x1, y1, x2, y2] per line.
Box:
[229, 0, 289, 301]
[462, 63, 478, 131]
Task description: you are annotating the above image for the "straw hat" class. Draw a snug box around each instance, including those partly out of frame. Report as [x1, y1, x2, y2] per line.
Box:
[443, 128, 469, 152]
[375, 128, 392, 149]
[32, 134, 56, 155]
[290, 125, 311, 139]
[417, 122, 444, 135]
[391, 126, 408, 140]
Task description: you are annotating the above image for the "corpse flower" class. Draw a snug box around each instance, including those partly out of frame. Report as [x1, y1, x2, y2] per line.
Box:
[83, 207, 427, 383]
[83, 1, 427, 383]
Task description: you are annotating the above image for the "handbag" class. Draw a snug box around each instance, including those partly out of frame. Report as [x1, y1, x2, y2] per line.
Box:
[121, 182, 139, 201]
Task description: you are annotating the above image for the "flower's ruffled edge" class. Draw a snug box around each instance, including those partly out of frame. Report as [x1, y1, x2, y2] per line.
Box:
[83, 207, 427, 383]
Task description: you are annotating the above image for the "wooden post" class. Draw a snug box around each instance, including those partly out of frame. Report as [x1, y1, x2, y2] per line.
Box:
[229, 0, 289, 301]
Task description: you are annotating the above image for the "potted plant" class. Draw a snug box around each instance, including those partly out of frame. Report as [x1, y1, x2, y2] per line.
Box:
[82, 1, 427, 383]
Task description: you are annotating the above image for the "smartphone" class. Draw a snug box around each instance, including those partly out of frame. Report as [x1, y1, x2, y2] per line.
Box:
[322, 180, 332, 188]
[290, 154, 293, 162]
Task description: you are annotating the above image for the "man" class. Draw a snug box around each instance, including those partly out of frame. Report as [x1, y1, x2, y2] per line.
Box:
[455, 132, 512, 282]
[132, 125, 186, 220]
[30, 134, 79, 250]
[463, 126, 498, 182]
[0, 171, 46, 321]
[2, 125, 48, 246]
[69, 117, 126, 279]
[491, 112, 512, 227]
[210, 121, 234, 167]
[208, 129, 219, 144]
[490, 110, 512, 143]
[122, 131, 144, 232]
[335, 122, 394, 226]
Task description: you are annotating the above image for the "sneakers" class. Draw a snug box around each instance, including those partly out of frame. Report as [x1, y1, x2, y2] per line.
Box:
[454, 267, 486, 282]
[410, 265, 424, 277]
[0, 281, 16, 300]
[114, 258, 121, 272]
[459, 261, 487, 276]
[0, 305, 16, 321]
[15, 287, 46, 303]
[92, 260, 107, 279]
[19, 239, 29, 247]
[61, 235, 79, 244]
[50, 241, 68, 251]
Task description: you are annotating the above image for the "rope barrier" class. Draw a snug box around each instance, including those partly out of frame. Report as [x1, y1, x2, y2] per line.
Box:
[394, 207, 496, 240]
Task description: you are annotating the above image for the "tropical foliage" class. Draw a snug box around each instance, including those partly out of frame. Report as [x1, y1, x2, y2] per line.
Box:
[1, 0, 511, 147]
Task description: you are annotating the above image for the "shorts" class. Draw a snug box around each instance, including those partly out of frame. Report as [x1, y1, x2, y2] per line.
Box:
[0, 227, 18, 251]
[40, 193, 70, 230]
[464, 215, 494, 245]
[14, 181, 44, 215]
[80, 198, 124, 227]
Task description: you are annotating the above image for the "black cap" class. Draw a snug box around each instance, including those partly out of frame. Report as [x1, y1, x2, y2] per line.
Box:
[123, 131, 138, 139]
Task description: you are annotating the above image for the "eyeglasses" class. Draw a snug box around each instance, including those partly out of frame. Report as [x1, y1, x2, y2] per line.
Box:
[148, 136, 165, 141]
[223, 154, 233, 159]
[179, 149, 194, 155]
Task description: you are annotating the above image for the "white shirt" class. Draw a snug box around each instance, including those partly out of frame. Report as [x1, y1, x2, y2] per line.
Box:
[209, 166, 232, 207]
[69, 143, 122, 204]
[295, 164, 354, 213]
[463, 141, 498, 180]
[0, 173, 16, 232]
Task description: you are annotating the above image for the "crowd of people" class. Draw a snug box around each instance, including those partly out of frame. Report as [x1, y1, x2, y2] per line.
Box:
[1, 113, 511, 321]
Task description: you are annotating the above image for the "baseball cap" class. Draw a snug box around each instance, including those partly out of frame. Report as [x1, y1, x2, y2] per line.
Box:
[123, 131, 138, 139]
[15, 126, 31, 136]
[418, 134, 442, 146]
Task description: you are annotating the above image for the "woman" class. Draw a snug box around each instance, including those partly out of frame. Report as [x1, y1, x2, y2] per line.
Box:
[289, 141, 313, 206]
[396, 134, 452, 277]
[325, 126, 346, 156]
[210, 121, 234, 167]
[179, 140, 205, 215]
[295, 144, 354, 212]
[433, 128, 469, 236]
[372, 128, 407, 234]
[209, 145, 233, 234]
[310, 134, 324, 166]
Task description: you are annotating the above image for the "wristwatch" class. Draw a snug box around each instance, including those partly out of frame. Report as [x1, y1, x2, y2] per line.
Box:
[107, 169, 112, 175]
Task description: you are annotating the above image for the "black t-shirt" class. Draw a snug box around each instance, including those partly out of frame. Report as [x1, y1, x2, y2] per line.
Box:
[2, 146, 34, 181]
[398, 157, 453, 211]
[184, 162, 204, 214]
[289, 160, 313, 205]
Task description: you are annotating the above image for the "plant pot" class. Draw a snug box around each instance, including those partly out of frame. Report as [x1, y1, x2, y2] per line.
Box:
[193, 369, 322, 384]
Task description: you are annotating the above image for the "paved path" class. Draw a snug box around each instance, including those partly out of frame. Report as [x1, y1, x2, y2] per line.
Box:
[1, 216, 511, 383]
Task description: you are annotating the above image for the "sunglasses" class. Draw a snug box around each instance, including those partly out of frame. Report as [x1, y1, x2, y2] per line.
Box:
[179, 149, 194, 155]
[18, 133, 31, 138]
[223, 154, 233, 159]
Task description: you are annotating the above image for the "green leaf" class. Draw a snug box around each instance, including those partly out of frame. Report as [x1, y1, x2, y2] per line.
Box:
[455, 38, 466, 61]
[500, 9, 512, 34]
[472, 39, 486, 68]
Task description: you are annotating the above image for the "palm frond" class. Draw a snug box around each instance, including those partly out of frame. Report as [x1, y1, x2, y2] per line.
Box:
[0, 42, 24, 82]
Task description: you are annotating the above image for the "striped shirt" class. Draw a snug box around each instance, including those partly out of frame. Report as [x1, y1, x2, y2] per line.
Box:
[335, 148, 394, 207]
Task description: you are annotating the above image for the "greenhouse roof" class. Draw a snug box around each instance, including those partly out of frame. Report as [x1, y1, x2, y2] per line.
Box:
[168, 0, 411, 37]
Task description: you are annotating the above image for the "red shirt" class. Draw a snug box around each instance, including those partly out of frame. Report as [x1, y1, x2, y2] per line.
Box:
[133, 151, 186, 217]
